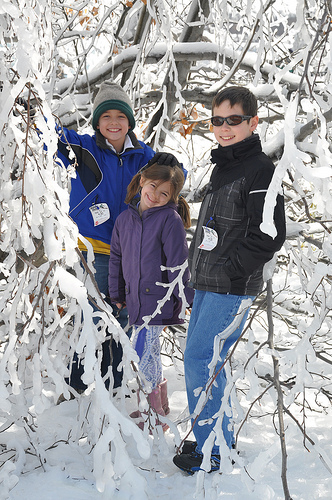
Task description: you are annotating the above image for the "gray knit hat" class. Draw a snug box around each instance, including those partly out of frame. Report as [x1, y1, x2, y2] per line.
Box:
[92, 81, 135, 130]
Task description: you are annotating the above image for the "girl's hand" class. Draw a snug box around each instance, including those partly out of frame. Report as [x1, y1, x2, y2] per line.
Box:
[111, 302, 126, 319]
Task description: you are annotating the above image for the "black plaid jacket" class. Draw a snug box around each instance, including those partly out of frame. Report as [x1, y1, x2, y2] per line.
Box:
[189, 134, 286, 296]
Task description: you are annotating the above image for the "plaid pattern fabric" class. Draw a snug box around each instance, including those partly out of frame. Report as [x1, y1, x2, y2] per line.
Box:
[189, 136, 285, 296]
[189, 178, 263, 295]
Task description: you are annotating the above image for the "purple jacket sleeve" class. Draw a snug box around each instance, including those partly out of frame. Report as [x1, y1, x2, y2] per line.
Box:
[108, 219, 126, 304]
[161, 213, 195, 307]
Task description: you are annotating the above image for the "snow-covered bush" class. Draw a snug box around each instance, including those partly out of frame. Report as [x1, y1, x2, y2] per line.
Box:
[1, 0, 332, 498]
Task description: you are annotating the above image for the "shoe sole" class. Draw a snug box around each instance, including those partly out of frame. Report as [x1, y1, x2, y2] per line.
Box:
[176, 464, 220, 474]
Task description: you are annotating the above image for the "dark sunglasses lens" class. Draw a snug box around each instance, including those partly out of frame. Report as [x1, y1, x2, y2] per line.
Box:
[211, 115, 247, 126]
[211, 117, 224, 126]
[227, 115, 243, 125]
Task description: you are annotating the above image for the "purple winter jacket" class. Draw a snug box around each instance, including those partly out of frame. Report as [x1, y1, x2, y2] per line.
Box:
[108, 199, 194, 326]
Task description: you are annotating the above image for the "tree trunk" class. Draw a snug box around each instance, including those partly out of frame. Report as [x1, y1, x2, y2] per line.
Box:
[145, 0, 211, 148]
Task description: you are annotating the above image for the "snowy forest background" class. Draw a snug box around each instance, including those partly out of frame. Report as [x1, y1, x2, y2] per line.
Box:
[1, 0, 332, 499]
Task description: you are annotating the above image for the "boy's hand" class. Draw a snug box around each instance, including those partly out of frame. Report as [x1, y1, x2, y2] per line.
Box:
[148, 152, 181, 168]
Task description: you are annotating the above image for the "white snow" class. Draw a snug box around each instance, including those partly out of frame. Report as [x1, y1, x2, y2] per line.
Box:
[2, 1, 332, 498]
[5, 350, 332, 500]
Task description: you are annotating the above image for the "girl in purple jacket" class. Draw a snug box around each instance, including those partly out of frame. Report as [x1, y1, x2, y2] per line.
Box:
[108, 162, 193, 430]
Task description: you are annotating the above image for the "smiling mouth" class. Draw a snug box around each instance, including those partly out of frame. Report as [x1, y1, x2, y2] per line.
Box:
[147, 195, 155, 203]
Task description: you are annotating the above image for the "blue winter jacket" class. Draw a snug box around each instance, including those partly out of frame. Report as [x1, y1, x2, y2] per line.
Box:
[57, 128, 155, 244]
[108, 199, 194, 326]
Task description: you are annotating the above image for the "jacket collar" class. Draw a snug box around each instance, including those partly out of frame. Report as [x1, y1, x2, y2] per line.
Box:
[106, 134, 134, 153]
[211, 134, 262, 166]
[129, 197, 177, 218]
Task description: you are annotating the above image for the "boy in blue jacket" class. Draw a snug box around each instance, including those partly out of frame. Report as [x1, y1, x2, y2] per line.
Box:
[57, 81, 175, 393]
[173, 86, 286, 474]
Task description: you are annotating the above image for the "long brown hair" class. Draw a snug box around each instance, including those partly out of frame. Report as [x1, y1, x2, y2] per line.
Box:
[125, 163, 191, 228]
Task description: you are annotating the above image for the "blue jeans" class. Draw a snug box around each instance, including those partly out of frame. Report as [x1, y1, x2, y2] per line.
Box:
[68, 252, 131, 391]
[184, 290, 253, 455]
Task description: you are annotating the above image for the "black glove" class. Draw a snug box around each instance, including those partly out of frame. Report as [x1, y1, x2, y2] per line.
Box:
[148, 152, 181, 168]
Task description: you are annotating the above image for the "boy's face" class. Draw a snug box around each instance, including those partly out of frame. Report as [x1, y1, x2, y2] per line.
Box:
[212, 100, 258, 147]
[97, 109, 130, 152]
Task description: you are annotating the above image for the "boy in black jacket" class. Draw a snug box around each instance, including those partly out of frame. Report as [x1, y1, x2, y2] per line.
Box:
[173, 86, 286, 474]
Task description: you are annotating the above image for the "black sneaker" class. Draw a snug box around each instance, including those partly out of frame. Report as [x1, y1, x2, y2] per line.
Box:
[179, 440, 197, 454]
[173, 451, 220, 475]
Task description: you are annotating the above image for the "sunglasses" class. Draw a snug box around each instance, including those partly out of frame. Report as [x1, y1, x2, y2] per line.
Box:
[210, 115, 253, 127]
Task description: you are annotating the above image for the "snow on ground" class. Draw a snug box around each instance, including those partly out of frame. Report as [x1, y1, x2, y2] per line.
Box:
[7, 352, 332, 500]
[4, 264, 332, 500]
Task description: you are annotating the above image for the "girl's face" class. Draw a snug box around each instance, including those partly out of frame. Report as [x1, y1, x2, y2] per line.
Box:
[139, 177, 173, 213]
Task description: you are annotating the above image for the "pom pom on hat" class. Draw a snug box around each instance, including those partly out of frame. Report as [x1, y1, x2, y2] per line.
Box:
[92, 81, 135, 130]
